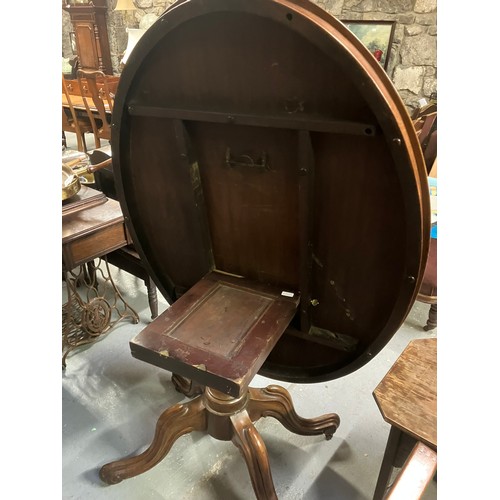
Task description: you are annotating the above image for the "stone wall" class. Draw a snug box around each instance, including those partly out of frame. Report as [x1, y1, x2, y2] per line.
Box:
[321, 0, 438, 110]
[62, 8, 73, 58]
[106, 0, 179, 71]
[62, 0, 436, 111]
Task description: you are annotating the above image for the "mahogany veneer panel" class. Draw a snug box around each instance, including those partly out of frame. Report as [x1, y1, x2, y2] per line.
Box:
[130, 271, 299, 397]
[111, 0, 430, 383]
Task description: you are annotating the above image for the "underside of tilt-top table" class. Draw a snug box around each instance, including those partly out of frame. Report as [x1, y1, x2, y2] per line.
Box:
[97, 1, 430, 498]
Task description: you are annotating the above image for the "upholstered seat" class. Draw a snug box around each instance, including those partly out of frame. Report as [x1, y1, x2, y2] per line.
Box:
[419, 238, 437, 298]
[417, 238, 437, 331]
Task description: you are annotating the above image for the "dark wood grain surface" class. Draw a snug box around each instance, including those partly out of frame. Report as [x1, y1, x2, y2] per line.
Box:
[373, 338, 437, 449]
[131, 271, 300, 397]
[110, 0, 430, 383]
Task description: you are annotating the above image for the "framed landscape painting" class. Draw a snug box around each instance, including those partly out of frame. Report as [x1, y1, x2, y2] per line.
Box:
[343, 20, 396, 70]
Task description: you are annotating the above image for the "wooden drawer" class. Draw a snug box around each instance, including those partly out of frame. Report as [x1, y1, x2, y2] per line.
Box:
[62, 187, 129, 270]
[63, 221, 128, 270]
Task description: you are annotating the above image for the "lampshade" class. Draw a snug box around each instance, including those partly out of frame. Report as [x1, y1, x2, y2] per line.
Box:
[139, 13, 159, 30]
[115, 0, 136, 10]
[121, 28, 146, 65]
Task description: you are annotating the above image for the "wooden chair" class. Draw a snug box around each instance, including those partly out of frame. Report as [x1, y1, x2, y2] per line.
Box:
[87, 146, 159, 320]
[413, 108, 437, 175]
[413, 107, 437, 330]
[417, 164, 437, 331]
[76, 69, 114, 149]
[411, 102, 436, 121]
[62, 75, 93, 152]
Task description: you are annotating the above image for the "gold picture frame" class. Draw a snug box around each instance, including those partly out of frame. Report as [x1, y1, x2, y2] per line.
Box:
[343, 20, 396, 70]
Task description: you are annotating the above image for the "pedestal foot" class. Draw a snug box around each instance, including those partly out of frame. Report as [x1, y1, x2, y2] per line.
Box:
[231, 410, 278, 500]
[248, 385, 340, 440]
[99, 395, 207, 484]
[98, 384, 339, 499]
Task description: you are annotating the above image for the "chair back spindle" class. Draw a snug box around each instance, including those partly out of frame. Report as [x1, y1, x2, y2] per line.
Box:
[62, 74, 92, 152]
[77, 69, 115, 149]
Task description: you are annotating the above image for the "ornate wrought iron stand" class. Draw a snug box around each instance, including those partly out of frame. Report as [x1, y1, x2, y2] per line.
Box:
[62, 257, 139, 367]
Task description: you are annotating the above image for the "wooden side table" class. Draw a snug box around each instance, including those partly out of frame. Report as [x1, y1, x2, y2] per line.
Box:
[372, 338, 437, 499]
[62, 186, 139, 366]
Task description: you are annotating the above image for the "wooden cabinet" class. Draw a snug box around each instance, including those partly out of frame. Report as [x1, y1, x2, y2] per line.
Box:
[63, 0, 113, 75]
